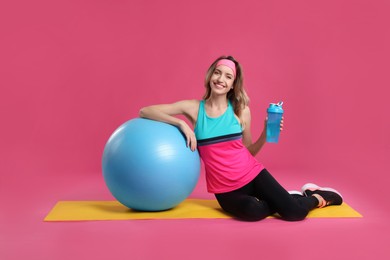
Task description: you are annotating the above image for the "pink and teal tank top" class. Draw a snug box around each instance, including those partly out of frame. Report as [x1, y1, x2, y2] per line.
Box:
[194, 100, 264, 193]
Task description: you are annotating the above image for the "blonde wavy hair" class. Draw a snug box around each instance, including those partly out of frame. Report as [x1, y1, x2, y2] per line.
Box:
[203, 55, 249, 117]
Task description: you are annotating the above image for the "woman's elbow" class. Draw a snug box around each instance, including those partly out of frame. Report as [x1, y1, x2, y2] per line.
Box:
[139, 107, 148, 118]
[246, 145, 257, 157]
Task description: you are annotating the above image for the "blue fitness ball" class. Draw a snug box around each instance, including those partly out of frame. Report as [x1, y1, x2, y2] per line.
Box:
[102, 118, 200, 211]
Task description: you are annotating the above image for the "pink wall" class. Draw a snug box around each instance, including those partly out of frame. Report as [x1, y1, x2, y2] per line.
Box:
[1, 1, 389, 196]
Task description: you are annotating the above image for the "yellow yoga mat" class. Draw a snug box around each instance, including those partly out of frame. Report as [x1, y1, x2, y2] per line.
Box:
[44, 199, 362, 221]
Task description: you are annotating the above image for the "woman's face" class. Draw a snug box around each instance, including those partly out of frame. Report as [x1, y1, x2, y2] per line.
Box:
[209, 65, 235, 95]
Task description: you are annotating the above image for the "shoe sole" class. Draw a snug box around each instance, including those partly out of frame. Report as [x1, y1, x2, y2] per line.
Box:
[301, 183, 343, 199]
[288, 190, 304, 196]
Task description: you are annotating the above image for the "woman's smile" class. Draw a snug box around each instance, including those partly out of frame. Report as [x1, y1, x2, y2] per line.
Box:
[213, 81, 226, 89]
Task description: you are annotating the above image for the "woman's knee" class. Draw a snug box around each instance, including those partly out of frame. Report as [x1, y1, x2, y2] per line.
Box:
[280, 207, 308, 221]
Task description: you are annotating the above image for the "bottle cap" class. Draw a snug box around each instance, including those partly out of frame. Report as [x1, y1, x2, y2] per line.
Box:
[267, 101, 284, 113]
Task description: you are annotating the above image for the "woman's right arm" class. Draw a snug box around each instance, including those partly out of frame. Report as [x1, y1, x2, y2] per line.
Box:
[139, 100, 199, 151]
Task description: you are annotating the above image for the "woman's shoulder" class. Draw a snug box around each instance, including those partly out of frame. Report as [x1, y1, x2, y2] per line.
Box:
[239, 104, 251, 117]
[188, 99, 201, 105]
[174, 99, 200, 113]
[176, 99, 200, 125]
[242, 104, 251, 113]
[176, 99, 200, 109]
[238, 105, 251, 128]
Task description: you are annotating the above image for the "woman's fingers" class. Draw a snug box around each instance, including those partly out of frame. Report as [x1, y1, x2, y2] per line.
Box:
[185, 131, 197, 151]
[191, 139, 197, 151]
[190, 134, 197, 151]
[179, 122, 197, 151]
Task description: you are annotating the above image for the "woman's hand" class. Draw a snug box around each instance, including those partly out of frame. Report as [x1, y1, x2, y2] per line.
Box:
[262, 116, 284, 135]
[178, 120, 197, 151]
[280, 116, 284, 131]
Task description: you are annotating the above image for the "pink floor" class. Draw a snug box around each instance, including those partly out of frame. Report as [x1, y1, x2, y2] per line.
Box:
[2, 152, 390, 260]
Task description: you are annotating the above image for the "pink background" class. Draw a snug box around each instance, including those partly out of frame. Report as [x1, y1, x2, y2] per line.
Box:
[1, 0, 389, 259]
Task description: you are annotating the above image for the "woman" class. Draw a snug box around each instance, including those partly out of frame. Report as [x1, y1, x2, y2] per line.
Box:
[139, 55, 342, 221]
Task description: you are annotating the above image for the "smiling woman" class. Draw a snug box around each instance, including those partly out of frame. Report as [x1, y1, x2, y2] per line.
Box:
[139, 55, 343, 221]
[203, 56, 249, 118]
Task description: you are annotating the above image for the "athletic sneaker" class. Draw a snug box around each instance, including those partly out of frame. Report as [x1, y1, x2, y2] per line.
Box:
[288, 190, 305, 199]
[301, 183, 343, 208]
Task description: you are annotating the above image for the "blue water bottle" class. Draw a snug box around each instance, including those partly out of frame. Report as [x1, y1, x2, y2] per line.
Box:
[266, 101, 284, 143]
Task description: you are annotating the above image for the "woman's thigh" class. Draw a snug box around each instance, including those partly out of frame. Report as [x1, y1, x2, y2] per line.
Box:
[215, 180, 273, 221]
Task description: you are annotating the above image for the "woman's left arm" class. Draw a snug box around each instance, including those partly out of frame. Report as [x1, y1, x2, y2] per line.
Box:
[241, 106, 265, 156]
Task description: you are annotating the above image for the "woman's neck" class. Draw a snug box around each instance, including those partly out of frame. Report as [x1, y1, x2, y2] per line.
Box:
[206, 95, 228, 109]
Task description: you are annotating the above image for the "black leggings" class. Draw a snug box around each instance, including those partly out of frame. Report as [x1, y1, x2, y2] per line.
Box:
[215, 169, 319, 221]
